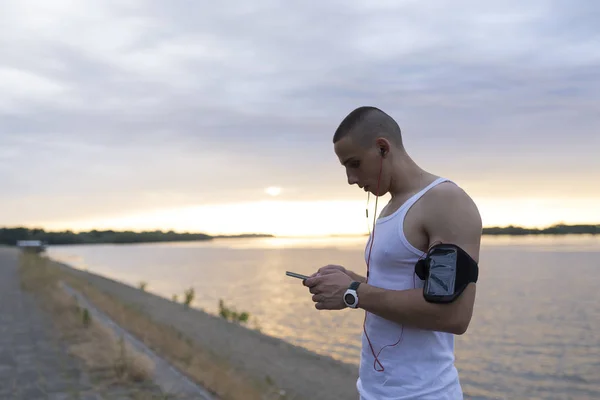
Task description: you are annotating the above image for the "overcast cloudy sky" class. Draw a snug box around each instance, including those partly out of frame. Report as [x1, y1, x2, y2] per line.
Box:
[1, 0, 599, 235]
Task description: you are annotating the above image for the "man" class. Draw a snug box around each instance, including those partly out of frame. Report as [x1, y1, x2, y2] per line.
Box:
[303, 106, 482, 399]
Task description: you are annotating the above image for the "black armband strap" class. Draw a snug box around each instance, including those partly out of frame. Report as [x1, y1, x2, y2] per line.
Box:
[415, 243, 478, 304]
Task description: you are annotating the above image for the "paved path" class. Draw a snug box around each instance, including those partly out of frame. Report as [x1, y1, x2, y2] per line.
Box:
[0, 247, 155, 400]
[0, 247, 100, 399]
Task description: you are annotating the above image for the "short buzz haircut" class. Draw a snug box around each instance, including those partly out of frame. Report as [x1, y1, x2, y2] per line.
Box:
[332, 106, 403, 148]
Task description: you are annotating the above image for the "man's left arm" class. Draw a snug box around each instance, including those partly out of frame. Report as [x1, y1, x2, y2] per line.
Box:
[355, 185, 482, 335]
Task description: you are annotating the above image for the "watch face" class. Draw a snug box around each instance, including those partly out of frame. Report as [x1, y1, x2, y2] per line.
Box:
[344, 293, 355, 305]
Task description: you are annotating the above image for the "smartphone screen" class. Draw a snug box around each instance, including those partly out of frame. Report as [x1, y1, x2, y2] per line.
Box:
[425, 249, 457, 296]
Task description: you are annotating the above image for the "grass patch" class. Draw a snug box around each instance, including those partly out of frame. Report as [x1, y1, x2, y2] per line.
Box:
[18, 252, 163, 398]
[20, 253, 288, 400]
[183, 287, 195, 308]
[218, 299, 250, 324]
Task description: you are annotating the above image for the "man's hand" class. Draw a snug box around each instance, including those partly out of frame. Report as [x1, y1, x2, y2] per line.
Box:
[308, 264, 347, 278]
[308, 264, 367, 284]
[303, 269, 353, 310]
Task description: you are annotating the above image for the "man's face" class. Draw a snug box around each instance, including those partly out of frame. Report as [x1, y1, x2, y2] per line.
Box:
[334, 136, 385, 195]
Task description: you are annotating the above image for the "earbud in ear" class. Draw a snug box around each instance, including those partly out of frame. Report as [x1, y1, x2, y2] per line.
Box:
[380, 148, 385, 156]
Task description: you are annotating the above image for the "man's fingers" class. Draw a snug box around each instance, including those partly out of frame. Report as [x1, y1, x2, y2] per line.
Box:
[318, 265, 339, 272]
[304, 275, 323, 287]
[318, 269, 338, 275]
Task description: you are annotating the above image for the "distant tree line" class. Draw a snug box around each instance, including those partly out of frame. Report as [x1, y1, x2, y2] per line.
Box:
[0, 224, 596, 246]
[482, 224, 600, 235]
[0, 227, 273, 246]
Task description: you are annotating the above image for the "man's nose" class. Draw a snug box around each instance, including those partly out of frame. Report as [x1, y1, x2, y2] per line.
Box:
[347, 173, 359, 186]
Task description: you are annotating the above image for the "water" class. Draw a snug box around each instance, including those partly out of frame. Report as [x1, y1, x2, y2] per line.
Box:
[47, 235, 600, 400]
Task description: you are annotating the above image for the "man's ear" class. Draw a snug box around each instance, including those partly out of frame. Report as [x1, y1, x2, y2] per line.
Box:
[375, 137, 391, 157]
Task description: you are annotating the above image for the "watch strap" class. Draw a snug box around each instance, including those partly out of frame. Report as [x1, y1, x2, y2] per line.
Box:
[349, 281, 361, 291]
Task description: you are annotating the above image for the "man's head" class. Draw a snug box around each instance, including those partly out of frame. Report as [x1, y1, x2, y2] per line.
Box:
[333, 106, 405, 196]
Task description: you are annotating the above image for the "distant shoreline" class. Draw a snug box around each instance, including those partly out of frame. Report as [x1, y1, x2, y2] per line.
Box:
[1, 224, 598, 246]
[0, 227, 273, 246]
[481, 224, 599, 236]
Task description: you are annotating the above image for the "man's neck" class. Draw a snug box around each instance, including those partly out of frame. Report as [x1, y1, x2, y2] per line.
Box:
[388, 157, 435, 200]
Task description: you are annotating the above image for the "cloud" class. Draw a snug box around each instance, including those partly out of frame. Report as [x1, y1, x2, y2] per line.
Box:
[1, 0, 599, 227]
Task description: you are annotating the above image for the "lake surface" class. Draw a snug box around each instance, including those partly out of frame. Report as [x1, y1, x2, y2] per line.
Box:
[47, 235, 600, 400]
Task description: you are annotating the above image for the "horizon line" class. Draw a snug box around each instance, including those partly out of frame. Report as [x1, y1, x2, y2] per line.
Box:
[2, 222, 600, 237]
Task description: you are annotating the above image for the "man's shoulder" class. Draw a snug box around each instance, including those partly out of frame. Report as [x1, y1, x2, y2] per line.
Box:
[421, 179, 483, 251]
[425, 179, 480, 218]
[429, 178, 469, 195]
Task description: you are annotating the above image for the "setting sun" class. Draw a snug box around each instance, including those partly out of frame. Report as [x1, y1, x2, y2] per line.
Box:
[265, 187, 282, 197]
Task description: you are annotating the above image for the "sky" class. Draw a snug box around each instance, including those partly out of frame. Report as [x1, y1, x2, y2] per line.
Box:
[1, 0, 599, 237]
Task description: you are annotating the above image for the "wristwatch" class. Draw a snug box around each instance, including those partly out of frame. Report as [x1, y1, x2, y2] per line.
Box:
[344, 281, 361, 308]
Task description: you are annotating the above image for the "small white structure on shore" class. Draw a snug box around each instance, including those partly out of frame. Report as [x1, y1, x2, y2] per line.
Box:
[16, 240, 46, 253]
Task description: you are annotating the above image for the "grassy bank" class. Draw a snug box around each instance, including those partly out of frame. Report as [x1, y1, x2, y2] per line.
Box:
[19, 253, 288, 400]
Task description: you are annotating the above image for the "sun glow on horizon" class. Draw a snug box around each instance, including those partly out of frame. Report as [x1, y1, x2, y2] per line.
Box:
[38, 196, 600, 237]
[265, 186, 282, 197]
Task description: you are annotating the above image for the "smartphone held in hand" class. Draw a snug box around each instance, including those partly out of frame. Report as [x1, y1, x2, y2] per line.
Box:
[286, 271, 310, 280]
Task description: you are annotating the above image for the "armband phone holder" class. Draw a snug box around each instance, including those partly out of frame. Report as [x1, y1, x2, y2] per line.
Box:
[415, 243, 478, 303]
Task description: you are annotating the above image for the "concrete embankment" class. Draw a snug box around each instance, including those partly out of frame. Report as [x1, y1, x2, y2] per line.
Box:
[54, 260, 360, 400]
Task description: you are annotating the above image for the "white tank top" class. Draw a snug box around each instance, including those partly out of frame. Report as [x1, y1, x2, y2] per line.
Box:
[357, 177, 463, 400]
